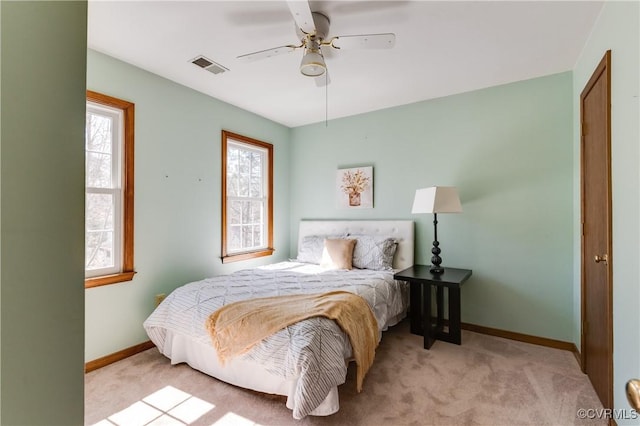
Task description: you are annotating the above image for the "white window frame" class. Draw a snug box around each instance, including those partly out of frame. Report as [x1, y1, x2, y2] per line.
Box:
[226, 141, 267, 254]
[85, 102, 123, 278]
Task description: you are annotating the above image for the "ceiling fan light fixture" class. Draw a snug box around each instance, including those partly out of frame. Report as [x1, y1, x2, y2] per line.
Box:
[300, 48, 326, 77]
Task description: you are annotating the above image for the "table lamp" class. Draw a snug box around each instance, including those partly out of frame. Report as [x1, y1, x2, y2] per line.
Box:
[411, 186, 462, 273]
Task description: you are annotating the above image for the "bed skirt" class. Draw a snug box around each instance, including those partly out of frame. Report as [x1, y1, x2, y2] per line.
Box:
[156, 310, 406, 417]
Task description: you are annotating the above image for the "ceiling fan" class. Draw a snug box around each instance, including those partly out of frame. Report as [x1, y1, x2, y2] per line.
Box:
[236, 0, 396, 85]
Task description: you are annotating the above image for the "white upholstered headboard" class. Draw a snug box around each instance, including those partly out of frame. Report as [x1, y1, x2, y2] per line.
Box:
[297, 220, 414, 270]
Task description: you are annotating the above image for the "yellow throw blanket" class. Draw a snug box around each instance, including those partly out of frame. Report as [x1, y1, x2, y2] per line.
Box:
[205, 290, 379, 392]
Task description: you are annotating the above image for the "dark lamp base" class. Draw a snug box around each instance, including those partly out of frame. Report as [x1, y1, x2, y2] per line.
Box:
[430, 266, 444, 274]
[430, 214, 445, 275]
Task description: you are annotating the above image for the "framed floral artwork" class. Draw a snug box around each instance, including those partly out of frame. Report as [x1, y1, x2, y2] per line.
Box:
[337, 167, 373, 209]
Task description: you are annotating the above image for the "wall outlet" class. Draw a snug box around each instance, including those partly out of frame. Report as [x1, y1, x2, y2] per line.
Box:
[154, 293, 166, 307]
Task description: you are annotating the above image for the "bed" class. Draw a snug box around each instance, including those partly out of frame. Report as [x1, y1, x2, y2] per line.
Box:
[143, 220, 414, 419]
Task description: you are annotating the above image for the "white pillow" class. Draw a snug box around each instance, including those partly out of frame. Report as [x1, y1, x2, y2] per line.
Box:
[349, 235, 398, 270]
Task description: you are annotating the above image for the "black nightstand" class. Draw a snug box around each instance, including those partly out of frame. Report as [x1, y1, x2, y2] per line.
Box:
[394, 265, 472, 349]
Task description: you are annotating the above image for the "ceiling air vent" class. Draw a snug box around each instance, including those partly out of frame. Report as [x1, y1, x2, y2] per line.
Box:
[191, 55, 228, 75]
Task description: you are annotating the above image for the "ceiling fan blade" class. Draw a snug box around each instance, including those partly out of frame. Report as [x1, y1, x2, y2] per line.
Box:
[331, 33, 396, 50]
[286, 0, 316, 34]
[237, 45, 298, 62]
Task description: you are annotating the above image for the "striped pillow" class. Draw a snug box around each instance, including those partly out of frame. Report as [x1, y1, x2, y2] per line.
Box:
[349, 235, 398, 270]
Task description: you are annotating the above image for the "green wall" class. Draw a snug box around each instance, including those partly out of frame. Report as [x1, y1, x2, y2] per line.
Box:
[290, 72, 575, 342]
[572, 1, 640, 422]
[1, 1, 87, 424]
[85, 50, 291, 361]
[0, 2, 3, 419]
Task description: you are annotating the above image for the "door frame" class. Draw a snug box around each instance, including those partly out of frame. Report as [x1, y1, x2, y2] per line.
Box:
[579, 50, 613, 410]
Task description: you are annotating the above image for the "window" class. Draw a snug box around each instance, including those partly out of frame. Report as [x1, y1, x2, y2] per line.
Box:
[221, 131, 273, 263]
[85, 91, 135, 288]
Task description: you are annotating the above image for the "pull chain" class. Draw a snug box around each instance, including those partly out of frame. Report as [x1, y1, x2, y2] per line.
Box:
[325, 72, 329, 127]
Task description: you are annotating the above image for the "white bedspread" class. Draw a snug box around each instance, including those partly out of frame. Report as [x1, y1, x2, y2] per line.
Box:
[143, 261, 408, 419]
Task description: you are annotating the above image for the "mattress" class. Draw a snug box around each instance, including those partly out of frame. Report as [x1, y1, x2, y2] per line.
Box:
[143, 261, 408, 418]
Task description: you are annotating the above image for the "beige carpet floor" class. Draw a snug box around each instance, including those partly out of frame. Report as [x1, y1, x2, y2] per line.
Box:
[85, 319, 605, 426]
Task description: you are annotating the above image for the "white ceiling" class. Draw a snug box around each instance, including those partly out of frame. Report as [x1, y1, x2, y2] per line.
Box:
[88, 1, 604, 128]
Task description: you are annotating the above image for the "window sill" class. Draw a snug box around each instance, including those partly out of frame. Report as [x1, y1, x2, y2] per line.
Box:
[85, 271, 136, 289]
[221, 248, 274, 264]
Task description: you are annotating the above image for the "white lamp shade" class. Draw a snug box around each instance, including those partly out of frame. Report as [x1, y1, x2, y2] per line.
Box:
[411, 186, 462, 214]
[300, 49, 326, 77]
